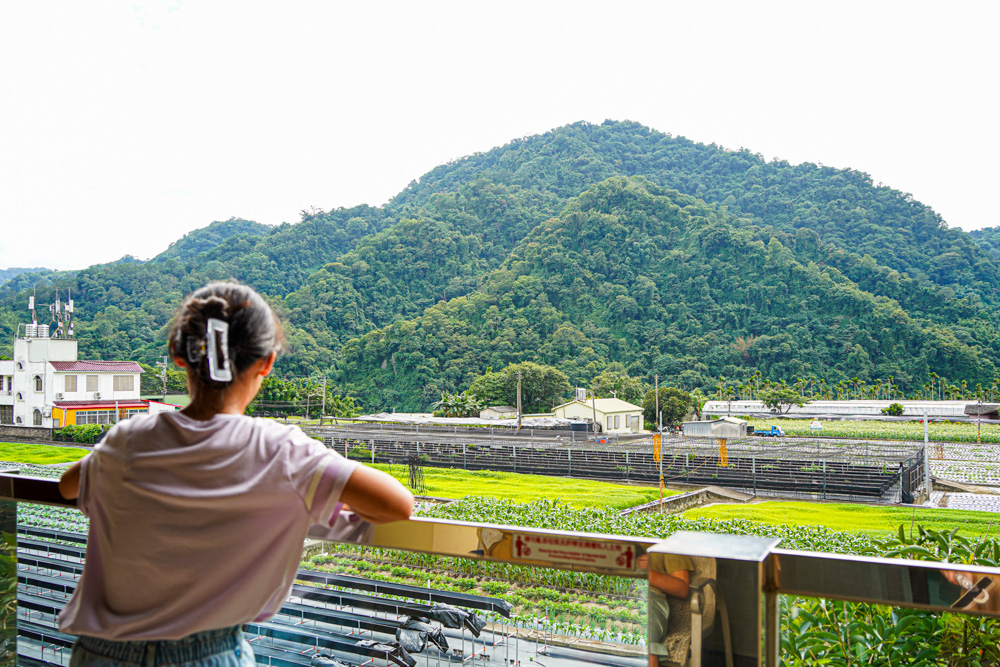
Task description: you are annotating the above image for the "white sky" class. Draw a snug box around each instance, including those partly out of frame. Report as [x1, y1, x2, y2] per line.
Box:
[1, 1, 997, 271]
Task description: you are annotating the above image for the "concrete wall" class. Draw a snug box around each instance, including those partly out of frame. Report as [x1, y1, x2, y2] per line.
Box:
[0, 424, 54, 441]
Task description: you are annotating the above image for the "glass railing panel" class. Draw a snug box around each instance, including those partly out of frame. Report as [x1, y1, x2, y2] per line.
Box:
[15, 501, 84, 667]
[7, 481, 655, 667]
[0, 498, 15, 667]
[297, 534, 649, 667]
[772, 549, 1000, 666]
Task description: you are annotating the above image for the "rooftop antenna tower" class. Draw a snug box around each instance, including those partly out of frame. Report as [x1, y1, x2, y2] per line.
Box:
[65, 289, 74, 338]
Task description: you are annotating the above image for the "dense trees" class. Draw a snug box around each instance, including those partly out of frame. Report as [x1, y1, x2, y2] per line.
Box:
[642, 387, 694, 425]
[466, 362, 571, 414]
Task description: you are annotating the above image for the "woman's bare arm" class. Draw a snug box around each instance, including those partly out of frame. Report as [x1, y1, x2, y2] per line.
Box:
[339, 465, 414, 524]
[59, 460, 83, 500]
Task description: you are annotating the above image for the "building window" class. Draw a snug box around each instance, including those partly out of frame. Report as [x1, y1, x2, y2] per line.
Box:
[124, 408, 148, 419]
[0, 406, 11, 424]
[606, 415, 613, 430]
[113, 375, 134, 392]
[15, 362, 23, 371]
[33, 409, 42, 426]
[76, 410, 116, 425]
[86, 375, 98, 392]
[15, 392, 23, 402]
[614, 415, 620, 429]
[65, 375, 77, 392]
[34, 375, 42, 392]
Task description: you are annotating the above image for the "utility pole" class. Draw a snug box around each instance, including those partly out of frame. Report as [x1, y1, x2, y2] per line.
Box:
[591, 389, 598, 439]
[924, 409, 931, 500]
[516, 371, 522, 430]
[320, 376, 327, 427]
[655, 374, 660, 432]
[978, 398, 982, 445]
[155, 355, 168, 402]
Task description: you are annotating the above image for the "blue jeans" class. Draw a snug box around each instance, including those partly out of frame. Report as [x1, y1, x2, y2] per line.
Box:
[69, 626, 256, 667]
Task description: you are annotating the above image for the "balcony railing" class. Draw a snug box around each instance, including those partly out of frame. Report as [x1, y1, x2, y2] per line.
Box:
[2, 473, 1000, 666]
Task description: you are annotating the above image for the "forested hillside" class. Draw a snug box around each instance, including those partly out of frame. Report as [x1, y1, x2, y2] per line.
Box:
[338, 178, 999, 409]
[394, 122, 1000, 308]
[2, 120, 998, 410]
[971, 227, 1000, 262]
[0, 267, 50, 285]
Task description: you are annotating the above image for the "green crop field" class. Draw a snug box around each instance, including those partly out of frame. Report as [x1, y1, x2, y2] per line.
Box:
[684, 500, 1000, 537]
[0, 442, 88, 465]
[743, 417, 1000, 443]
[372, 463, 672, 509]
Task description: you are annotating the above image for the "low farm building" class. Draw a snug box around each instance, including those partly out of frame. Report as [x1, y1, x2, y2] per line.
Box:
[682, 417, 749, 438]
[480, 406, 517, 420]
[551, 397, 644, 434]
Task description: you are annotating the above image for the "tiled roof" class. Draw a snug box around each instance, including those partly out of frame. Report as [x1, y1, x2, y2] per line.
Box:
[49, 361, 144, 373]
[53, 400, 149, 410]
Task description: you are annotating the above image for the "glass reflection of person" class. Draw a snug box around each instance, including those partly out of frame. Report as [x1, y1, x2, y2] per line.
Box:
[640, 552, 694, 667]
[942, 569, 998, 611]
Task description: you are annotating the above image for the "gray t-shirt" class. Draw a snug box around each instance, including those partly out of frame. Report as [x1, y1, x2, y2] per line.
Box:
[59, 411, 360, 640]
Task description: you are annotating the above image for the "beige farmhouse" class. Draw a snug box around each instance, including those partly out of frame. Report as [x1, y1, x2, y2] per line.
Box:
[551, 397, 644, 434]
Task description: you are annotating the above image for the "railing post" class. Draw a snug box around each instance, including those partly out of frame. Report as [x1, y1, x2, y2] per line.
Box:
[764, 582, 779, 667]
[463, 443, 467, 470]
[823, 460, 827, 500]
[512, 446, 517, 474]
[753, 455, 757, 496]
[625, 451, 630, 481]
[568, 448, 572, 477]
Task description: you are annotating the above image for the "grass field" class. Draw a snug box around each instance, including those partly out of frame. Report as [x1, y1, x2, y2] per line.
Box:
[685, 500, 1000, 538]
[372, 463, 671, 509]
[0, 442, 88, 465]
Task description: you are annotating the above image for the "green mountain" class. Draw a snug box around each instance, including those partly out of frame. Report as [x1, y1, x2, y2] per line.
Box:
[337, 178, 997, 409]
[971, 227, 1000, 263]
[0, 267, 51, 285]
[2, 120, 998, 410]
[152, 218, 272, 263]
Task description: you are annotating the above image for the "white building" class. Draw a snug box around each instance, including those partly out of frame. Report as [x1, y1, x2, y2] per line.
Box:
[0, 297, 173, 429]
[479, 406, 517, 420]
[551, 397, 645, 434]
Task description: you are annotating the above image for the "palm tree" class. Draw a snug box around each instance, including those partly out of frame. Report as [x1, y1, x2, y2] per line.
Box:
[431, 391, 460, 417]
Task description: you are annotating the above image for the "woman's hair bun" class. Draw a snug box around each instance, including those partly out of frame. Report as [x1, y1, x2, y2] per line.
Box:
[168, 281, 284, 390]
[192, 295, 230, 321]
